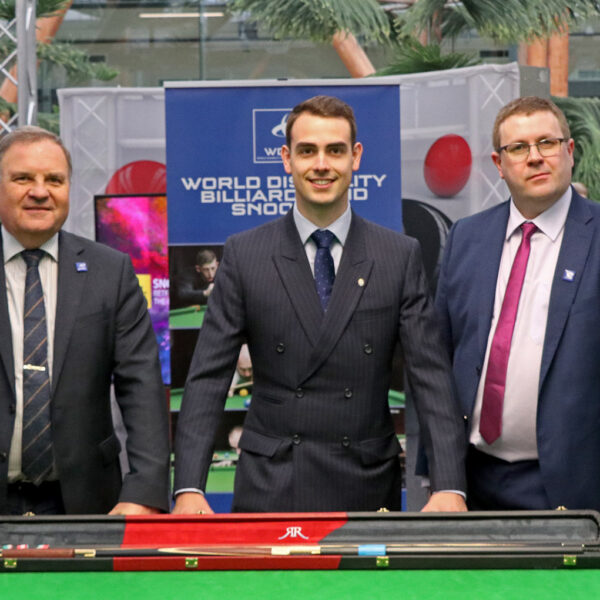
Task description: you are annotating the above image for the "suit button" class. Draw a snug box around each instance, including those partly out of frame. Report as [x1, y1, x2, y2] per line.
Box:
[0, 452, 7, 462]
[9, 403, 16, 414]
[476, 365, 482, 376]
[341, 436, 351, 448]
[344, 388, 353, 399]
[276, 343, 285, 354]
[363, 344, 373, 355]
[292, 434, 301, 445]
[295, 387, 304, 398]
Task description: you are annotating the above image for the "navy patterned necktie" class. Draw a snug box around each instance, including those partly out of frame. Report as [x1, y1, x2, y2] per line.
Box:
[21, 249, 53, 485]
[311, 229, 336, 311]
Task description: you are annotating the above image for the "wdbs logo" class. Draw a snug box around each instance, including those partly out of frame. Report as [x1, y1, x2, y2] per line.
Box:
[253, 108, 290, 164]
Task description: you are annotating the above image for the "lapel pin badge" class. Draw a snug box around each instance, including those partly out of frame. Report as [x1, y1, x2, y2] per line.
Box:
[357, 277, 365, 287]
[75, 262, 88, 272]
[562, 269, 575, 282]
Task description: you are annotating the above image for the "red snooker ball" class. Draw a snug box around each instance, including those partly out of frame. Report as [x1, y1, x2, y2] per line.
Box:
[423, 134, 472, 197]
[105, 160, 167, 195]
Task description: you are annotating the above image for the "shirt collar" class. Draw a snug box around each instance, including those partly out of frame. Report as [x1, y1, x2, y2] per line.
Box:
[1, 225, 59, 264]
[293, 203, 352, 247]
[507, 186, 572, 243]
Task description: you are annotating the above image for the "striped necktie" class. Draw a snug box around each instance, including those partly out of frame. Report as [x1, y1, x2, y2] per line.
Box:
[21, 249, 53, 485]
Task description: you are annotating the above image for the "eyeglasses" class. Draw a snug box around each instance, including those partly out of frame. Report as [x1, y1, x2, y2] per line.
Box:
[497, 137, 567, 161]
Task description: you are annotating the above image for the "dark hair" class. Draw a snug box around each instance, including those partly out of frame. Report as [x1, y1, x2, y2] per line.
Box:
[493, 96, 570, 151]
[285, 95, 357, 147]
[195, 248, 217, 267]
[0, 126, 72, 177]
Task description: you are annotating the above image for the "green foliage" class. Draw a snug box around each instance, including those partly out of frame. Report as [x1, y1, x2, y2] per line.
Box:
[229, 0, 391, 44]
[554, 95, 600, 201]
[0, 0, 68, 21]
[374, 39, 480, 76]
[0, 92, 59, 134]
[37, 104, 60, 134]
[37, 42, 118, 82]
[399, 0, 600, 44]
[0, 38, 117, 83]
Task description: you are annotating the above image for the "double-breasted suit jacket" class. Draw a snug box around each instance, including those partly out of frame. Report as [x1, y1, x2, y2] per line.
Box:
[435, 188, 600, 510]
[0, 230, 170, 513]
[175, 210, 466, 512]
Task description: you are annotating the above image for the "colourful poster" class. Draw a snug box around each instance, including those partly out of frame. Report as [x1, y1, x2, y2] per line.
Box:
[95, 194, 170, 385]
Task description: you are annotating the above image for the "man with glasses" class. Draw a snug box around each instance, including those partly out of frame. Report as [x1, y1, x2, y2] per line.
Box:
[434, 96, 600, 510]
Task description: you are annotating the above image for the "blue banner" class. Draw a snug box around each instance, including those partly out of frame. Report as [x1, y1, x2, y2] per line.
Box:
[165, 82, 402, 244]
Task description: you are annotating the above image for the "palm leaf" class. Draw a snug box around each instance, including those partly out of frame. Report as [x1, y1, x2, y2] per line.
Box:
[0, 96, 59, 133]
[229, 0, 391, 43]
[0, 38, 117, 82]
[374, 39, 480, 75]
[554, 96, 600, 201]
[0, 0, 69, 21]
[400, 0, 600, 43]
[37, 42, 118, 82]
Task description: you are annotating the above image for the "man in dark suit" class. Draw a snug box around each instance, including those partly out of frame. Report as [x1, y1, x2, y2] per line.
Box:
[435, 96, 600, 510]
[0, 126, 170, 515]
[173, 95, 467, 514]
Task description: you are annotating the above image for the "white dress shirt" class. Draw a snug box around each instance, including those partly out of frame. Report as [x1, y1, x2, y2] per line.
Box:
[470, 188, 572, 461]
[292, 203, 352, 273]
[2, 226, 59, 481]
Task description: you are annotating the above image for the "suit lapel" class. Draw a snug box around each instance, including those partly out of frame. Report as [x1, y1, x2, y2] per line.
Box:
[475, 204, 509, 360]
[0, 233, 15, 394]
[272, 212, 324, 348]
[52, 232, 87, 392]
[540, 192, 593, 387]
[299, 213, 372, 383]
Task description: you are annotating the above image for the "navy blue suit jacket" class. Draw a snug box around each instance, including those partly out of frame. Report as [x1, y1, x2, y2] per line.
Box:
[435, 188, 600, 510]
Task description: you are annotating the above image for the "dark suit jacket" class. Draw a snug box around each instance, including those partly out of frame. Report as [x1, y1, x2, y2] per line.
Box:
[175, 210, 466, 512]
[173, 267, 210, 308]
[0, 230, 170, 513]
[435, 188, 600, 510]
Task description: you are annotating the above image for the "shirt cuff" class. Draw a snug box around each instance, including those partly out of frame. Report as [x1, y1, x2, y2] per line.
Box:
[174, 488, 205, 496]
[433, 489, 467, 500]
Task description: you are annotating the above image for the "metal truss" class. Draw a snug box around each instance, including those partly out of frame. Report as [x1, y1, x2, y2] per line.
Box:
[0, 0, 37, 133]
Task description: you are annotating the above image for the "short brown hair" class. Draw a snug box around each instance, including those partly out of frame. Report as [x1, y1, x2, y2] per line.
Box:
[0, 126, 72, 177]
[285, 95, 357, 147]
[195, 248, 217, 267]
[492, 96, 570, 151]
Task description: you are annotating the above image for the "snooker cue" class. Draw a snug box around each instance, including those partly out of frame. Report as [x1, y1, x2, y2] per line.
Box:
[0, 541, 587, 559]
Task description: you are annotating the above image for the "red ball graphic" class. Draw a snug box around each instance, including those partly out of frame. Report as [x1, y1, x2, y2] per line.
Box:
[423, 134, 472, 197]
[105, 160, 166, 195]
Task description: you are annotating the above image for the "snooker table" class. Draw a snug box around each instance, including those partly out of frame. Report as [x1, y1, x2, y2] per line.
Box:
[169, 304, 206, 329]
[2, 512, 600, 599]
[3, 567, 600, 600]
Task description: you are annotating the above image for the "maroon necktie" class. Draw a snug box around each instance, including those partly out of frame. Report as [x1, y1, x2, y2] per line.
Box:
[479, 222, 537, 445]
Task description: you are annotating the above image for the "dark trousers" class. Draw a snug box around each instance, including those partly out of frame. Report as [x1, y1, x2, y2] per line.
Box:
[6, 481, 65, 515]
[466, 445, 551, 510]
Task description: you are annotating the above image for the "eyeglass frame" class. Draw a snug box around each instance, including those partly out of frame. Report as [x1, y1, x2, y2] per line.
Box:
[496, 137, 568, 161]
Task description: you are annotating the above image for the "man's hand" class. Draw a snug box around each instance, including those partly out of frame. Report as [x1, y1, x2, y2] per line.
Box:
[421, 492, 468, 512]
[172, 492, 214, 515]
[108, 502, 161, 515]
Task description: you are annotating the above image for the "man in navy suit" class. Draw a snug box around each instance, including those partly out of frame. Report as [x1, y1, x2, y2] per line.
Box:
[0, 127, 169, 515]
[174, 95, 467, 514]
[436, 96, 600, 510]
